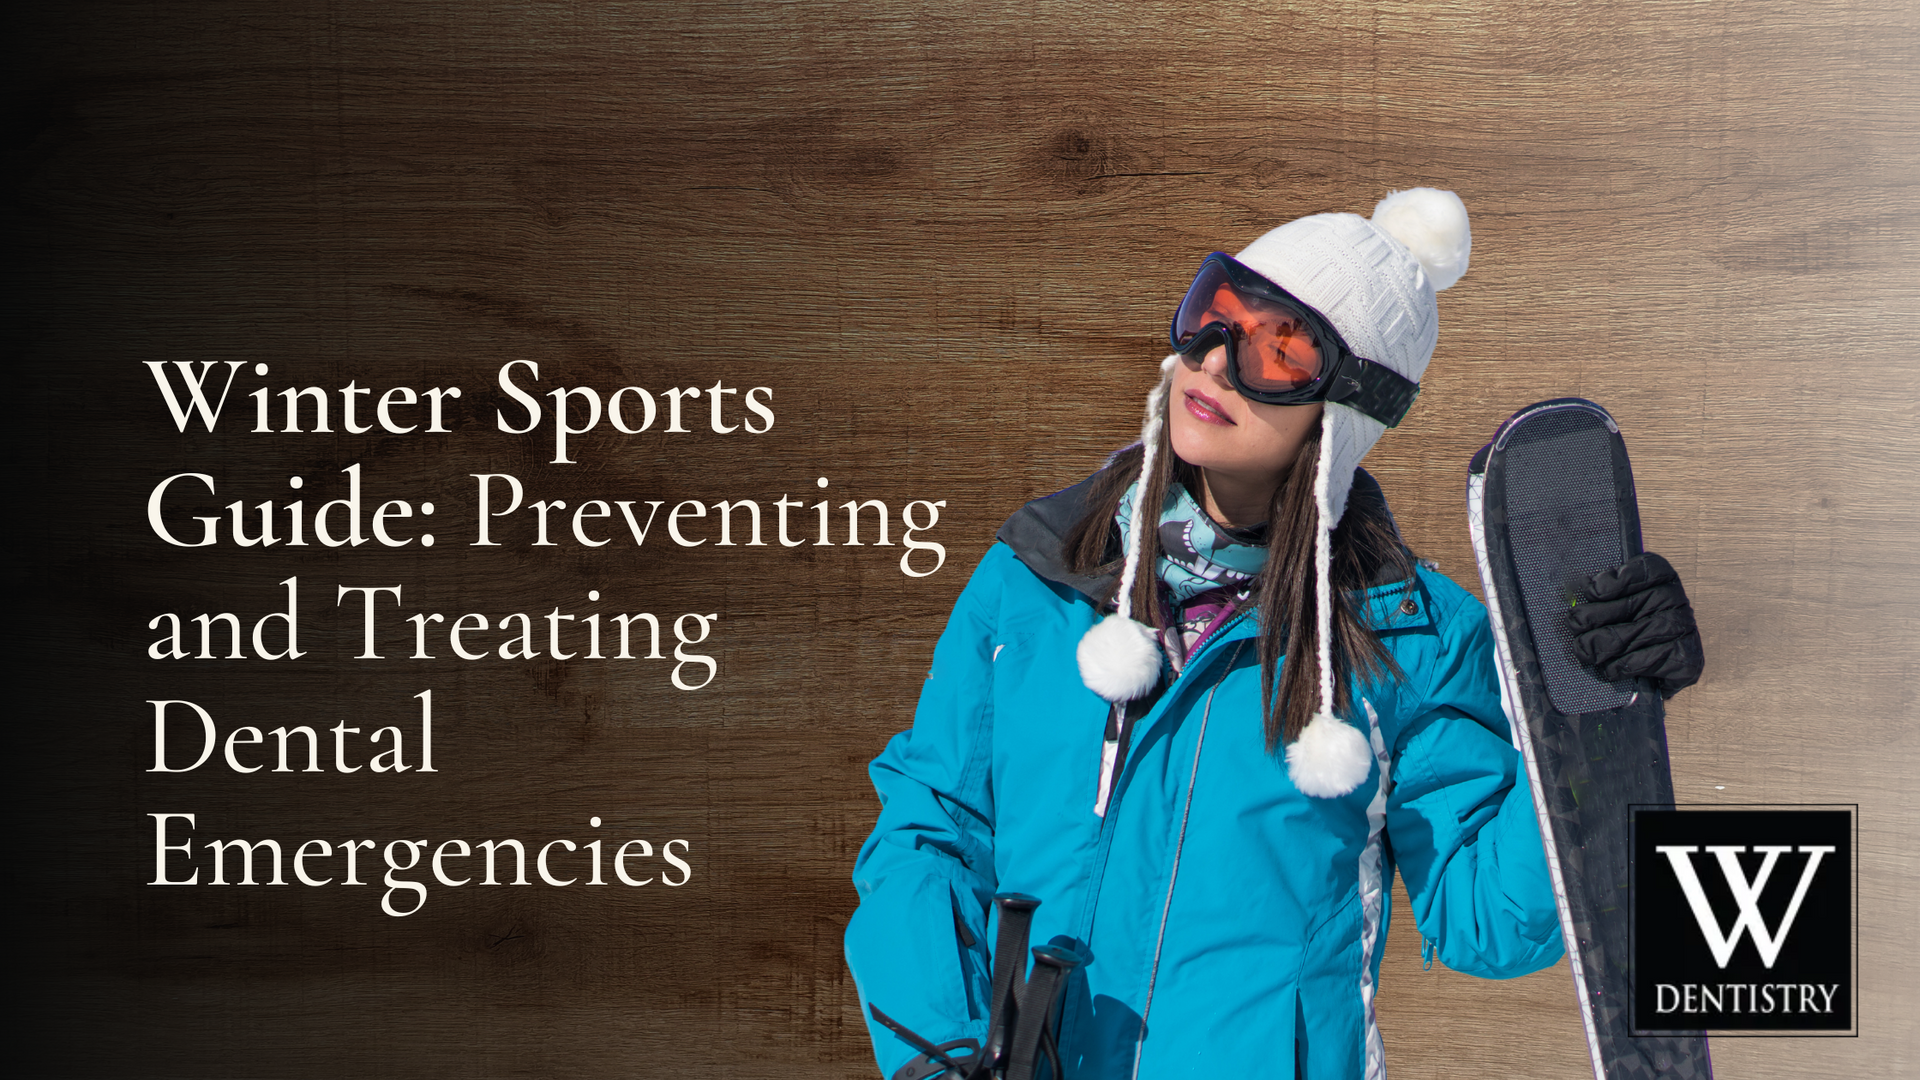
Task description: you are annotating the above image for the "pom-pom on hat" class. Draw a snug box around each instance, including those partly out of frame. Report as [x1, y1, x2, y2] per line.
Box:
[1076, 187, 1472, 798]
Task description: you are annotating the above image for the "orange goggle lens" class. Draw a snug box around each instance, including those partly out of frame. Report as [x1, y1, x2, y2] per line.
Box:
[1172, 261, 1328, 394]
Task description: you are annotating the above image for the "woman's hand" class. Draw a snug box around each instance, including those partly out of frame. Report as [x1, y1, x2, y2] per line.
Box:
[1566, 552, 1704, 698]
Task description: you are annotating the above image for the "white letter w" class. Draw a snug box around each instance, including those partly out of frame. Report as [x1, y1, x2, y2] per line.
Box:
[146, 361, 243, 432]
[1656, 844, 1835, 968]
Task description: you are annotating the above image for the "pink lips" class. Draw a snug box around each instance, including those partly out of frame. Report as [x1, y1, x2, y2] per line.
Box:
[1184, 390, 1235, 426]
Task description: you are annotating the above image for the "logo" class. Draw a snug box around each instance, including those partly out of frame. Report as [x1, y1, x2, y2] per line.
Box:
[1632, 806, 1856, 1036]
[1658, 844, 1834, 968]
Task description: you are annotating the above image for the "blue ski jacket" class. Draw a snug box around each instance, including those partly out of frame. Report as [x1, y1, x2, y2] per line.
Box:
[846, 472, 1564, 1078]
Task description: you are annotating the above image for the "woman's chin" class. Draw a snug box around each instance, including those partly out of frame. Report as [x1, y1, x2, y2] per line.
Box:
[1170, 397, 1322, 480]
[1170, 420, 1257, 476]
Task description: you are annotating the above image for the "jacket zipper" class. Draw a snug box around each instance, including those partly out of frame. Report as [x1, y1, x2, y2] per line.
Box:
[1094, 606, 1252, 817]
[1065, 618, 1254, 1059]
[1173, 590, 1249, 670]
[1130, 641, 1247, 1080]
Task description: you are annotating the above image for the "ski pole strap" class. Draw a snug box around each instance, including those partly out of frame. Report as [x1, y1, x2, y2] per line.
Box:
[888, 1040, 984, 1080]
[1004, 944, 1086, 1080]
[868, 1004, 980, 1080]
[982, 893, 1041, 1069]
[1038, 1026, 1062, 1080]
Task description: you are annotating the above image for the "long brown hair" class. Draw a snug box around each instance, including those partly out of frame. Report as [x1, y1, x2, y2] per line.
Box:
[1061, 406, 1410, 749]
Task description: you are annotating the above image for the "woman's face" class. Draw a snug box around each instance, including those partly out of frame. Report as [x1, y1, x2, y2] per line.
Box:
[1168, 345, 1323, 516]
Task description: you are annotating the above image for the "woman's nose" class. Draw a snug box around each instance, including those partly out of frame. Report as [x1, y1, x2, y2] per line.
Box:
[1201, 344, 1232, 378]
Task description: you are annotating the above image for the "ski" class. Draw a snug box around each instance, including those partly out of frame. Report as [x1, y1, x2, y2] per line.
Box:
[1466, 398, 1712, 1080]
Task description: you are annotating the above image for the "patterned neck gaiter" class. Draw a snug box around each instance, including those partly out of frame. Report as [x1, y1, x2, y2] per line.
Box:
[1115, 480, 1269, 669]
[1115, 479, 1269, 604]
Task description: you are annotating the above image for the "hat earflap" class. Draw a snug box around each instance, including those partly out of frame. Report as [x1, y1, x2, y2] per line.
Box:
[1285, 415, 1375, 797]
[1077, 355, 1181, 703]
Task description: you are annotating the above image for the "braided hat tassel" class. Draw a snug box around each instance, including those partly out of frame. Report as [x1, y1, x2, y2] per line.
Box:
[1076, 355, 1180, 704]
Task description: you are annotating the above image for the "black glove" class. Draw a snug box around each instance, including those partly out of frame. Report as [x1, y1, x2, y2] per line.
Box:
[1566, 551, 1704, 698]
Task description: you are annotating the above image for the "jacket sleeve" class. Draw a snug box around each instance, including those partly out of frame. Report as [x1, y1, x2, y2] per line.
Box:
[1385, 580, 1566, 979]
[844, 547, 1008, 1076]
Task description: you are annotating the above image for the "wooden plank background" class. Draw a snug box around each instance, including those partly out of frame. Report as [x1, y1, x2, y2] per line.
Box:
[6, 0, 1916, 1075]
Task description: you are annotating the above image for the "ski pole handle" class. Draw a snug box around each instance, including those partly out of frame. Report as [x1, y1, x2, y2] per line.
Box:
[1004, 944, 1085, 1080]
[982, 893, 1041, 1070]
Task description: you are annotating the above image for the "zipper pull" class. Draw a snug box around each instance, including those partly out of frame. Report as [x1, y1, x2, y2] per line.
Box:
[1421, 935, 1437, 971]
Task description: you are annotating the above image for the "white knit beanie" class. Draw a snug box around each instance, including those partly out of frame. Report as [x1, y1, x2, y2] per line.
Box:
[1077, 187, 1471, 797]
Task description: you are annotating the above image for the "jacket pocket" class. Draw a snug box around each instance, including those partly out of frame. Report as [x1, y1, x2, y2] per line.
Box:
[951, 883, 990, 1020]
[1296, 890, 1367, 1079]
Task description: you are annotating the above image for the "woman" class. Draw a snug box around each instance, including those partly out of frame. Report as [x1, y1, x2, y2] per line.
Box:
[844, 189, 1702, 1079]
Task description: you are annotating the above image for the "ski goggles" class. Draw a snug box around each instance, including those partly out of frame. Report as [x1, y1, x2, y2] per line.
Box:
[1169, 252, 1422, 427]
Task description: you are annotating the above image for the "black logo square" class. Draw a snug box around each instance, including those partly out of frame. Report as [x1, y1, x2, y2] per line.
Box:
[1631, 806, 1856, 1035]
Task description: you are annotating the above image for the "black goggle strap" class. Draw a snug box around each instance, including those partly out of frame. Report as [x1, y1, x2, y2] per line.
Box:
[1322, 353, 1422, 428]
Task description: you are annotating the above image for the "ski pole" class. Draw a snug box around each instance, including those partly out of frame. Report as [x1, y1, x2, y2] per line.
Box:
[979, 892, 1041, 1074]
[1003, 943, 1085, 1080]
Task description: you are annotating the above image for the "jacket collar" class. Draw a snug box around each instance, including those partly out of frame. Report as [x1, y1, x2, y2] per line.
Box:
[994, 471, 1119, 601]
[996, 465, 1406, 606]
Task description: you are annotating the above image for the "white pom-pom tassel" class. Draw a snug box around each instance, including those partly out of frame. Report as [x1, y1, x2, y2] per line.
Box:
[1289, 429, 1369, 797]
[1077, 613, 1161, 703]
[1371, 188, 1471, 291]
[1286, 712, 1374, 797]
[1077, 359, 1178, 705]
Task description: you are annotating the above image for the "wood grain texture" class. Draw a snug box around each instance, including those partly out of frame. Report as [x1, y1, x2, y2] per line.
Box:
[5, 1, 1916, 1076]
